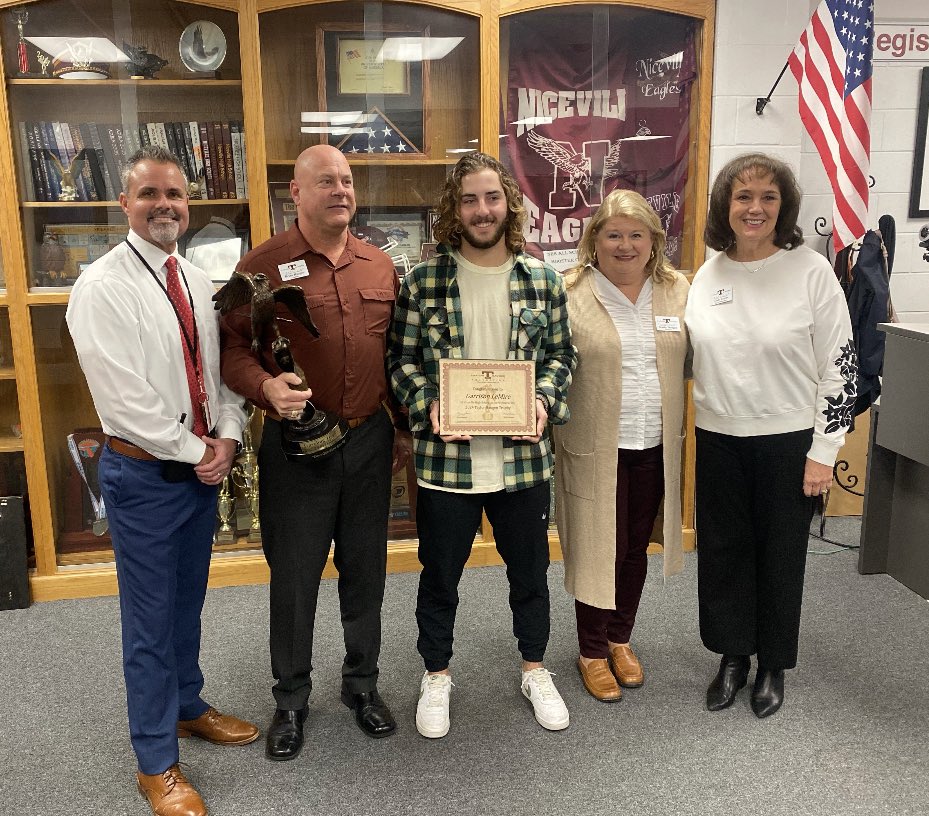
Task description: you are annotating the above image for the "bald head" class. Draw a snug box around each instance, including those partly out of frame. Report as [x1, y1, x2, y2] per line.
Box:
[290, 145, 356, 240]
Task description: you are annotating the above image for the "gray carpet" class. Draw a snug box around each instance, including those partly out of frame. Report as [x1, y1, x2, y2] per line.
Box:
[2, 518, 927, 815]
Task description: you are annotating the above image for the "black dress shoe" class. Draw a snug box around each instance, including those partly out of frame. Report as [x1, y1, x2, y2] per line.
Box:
[751, 667, 785, 718]
[706, 654, 750, 711]
[340, 689, 397, 738]
[265, 706, 308, 761]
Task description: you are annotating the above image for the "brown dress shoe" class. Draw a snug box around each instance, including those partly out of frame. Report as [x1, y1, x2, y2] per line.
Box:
[137, 764, 206, 816]
[609, 644, 644, 687]
[577, 658, 622, 702]
[177, 707, 259, 746]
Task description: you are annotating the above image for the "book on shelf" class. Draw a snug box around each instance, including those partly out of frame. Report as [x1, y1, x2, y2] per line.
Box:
[199, 121, 216, 200]
[104, 124, 127, 195]
[230, 121, 245, 200]
[240, 122, 249, 200]
[186, 121, 205, 199]
[122, 126, 142, 160]
[155, 122, 171, 152]
[38, 122, 61, 200]
[84, 122, 117, 201]
[163, 121, 179, 160]
[68, 124, 100, 202]
[221, 121, 235, 200]
[211, 121, 228, 199]
[19, 122, 37, 201]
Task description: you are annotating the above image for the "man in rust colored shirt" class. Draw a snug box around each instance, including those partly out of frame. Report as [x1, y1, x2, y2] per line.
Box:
[219, 145, 410, 760]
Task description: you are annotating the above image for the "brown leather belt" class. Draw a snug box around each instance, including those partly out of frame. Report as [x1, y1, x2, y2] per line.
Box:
[106, 436, 159, 461]
[265, 410, 373, 429]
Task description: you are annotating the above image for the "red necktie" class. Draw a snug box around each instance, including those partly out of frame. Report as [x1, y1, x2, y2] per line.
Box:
[165, 256, 208, 438]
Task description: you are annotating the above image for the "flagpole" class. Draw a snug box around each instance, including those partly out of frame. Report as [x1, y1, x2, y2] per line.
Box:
[755, 60, 791, 115]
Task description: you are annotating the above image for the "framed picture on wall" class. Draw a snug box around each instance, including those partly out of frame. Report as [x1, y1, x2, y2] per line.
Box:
[354, 208, 429, 276]
[268, 181, 297, 235]
[316, 23, 429, 155]
[909, 66, 929, 218]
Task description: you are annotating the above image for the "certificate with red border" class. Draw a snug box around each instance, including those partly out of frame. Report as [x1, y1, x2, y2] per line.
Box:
[438, 359, 536, 437]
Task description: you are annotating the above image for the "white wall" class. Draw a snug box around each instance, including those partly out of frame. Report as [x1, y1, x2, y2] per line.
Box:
[711, 0, 929, 322]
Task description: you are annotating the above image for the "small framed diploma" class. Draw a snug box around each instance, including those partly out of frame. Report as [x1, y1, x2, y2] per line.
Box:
[438, 359, 536, 437]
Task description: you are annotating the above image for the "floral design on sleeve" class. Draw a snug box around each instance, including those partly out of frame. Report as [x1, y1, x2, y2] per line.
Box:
[822, 340, 858, 434]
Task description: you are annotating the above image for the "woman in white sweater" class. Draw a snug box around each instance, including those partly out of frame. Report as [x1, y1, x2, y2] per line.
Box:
[685, 154, 856, 718]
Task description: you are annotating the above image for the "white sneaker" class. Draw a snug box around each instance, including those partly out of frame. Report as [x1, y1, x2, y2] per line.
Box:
[416, 671, 452, 738]
[521, 668, 569, 731]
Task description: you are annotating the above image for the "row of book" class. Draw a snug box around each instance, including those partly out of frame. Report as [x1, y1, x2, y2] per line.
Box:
[19, 120, 249, 203]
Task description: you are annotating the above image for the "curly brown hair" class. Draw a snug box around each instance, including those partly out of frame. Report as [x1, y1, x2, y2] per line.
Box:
[704, 153, 804, 252]
[566, 188, 678, 288]
[432, 152, 526, 252]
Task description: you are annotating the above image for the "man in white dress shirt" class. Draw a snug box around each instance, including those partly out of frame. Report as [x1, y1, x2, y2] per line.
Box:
[66, 145, 257, 816]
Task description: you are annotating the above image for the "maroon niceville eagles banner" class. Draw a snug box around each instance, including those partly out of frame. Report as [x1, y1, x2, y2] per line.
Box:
[502, 13, 698, 268]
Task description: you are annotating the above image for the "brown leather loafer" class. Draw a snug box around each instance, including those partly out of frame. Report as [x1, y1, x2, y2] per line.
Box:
[177, 707, 259, 746]
[609, 644, 644, 688]
[137, 764, 206, 816]
[577, 658, 622, 702]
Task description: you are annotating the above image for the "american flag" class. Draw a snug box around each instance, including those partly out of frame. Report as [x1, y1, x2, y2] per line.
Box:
[788, 0, 873, 252]
[334, 109, 420, 155]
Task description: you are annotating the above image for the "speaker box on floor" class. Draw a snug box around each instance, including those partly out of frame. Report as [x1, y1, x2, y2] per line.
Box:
[0, 496, 30, 609]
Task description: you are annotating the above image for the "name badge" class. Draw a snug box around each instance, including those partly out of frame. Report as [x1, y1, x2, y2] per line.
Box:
[279, 260, 309, 281]
[711, 286, 733, 306]
[655, 316, 681, 332]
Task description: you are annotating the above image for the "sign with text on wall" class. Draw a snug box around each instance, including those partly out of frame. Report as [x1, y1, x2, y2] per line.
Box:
[873, 25, 929, 61]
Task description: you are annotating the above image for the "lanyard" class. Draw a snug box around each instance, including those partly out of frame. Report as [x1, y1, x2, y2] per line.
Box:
[124, 239, 211, 429]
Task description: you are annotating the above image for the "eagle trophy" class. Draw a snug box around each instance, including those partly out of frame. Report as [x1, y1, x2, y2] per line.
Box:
[213, 270, 319, 357]
[213, 270, 347, 460]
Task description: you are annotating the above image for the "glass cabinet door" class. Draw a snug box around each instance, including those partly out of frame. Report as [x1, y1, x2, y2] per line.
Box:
[258, 0, 481, 542]
[1, 0, 246, 563]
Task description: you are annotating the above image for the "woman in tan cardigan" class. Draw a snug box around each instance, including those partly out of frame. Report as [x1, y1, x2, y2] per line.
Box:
[554, 190, 689, 702]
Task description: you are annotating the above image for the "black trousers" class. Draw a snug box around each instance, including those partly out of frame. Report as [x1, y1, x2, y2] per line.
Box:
[695, 428, 815, 670]
[259, 410, 393, 709]
[416, 481, 552, 672]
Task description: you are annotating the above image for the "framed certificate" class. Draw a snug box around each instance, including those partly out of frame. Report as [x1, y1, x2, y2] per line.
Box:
[438, 359, 536, 437]
[337, 38, 409, 96]
[316, 23, 429, 154]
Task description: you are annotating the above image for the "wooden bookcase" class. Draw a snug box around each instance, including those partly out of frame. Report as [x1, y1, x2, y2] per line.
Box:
[0, 0, 714, 601]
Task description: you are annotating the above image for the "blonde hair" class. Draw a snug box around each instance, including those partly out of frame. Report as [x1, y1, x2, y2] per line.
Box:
[566, 189, 677, 288]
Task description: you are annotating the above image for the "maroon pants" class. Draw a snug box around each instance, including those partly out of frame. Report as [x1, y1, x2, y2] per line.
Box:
[576, 445, 664, 658]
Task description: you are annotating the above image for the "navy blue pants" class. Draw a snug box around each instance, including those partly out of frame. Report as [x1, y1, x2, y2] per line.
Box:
[100, 446, 217, 775]
[415, 481, 552, 671]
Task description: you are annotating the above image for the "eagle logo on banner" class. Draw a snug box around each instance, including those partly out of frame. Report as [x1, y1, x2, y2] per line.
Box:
[526, 131, 624, 198]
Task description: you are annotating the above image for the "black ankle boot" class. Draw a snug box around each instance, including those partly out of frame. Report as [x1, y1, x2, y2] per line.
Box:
[706, 655, 750, 711]
[751, 667, 785, 718]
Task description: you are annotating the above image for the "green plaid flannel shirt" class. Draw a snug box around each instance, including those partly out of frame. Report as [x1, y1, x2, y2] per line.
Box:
[387, 244, 576, 491]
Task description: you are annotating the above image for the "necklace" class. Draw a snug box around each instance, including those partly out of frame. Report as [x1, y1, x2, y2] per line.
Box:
[731, 250, 778, 274]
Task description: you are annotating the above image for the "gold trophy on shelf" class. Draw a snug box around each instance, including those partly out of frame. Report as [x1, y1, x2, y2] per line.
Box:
[215, 475, 236, 545]
[231, 405, 261, 543]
